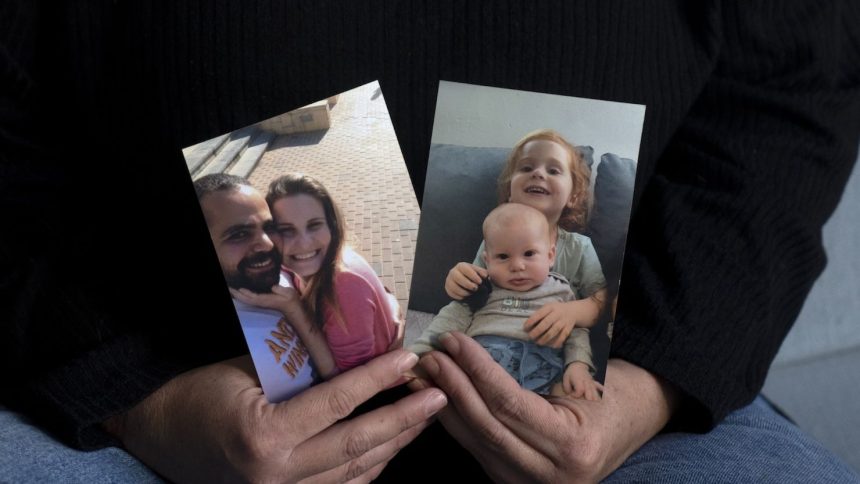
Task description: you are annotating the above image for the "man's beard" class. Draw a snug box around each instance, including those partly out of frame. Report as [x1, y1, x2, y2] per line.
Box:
[224, 249, 281, 293]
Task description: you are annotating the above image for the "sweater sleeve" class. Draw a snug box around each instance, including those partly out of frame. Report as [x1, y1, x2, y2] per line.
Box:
[611, 1, 860, 431]
[0, 1, 244, 449]
[408, 301, 474, 355]
[563, 328, 594, 375]
[570, 235, 607, 299]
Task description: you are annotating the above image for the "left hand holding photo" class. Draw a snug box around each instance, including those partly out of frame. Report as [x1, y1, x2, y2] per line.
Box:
[103, 350, 446, 483]
[415, 331, 676, 482]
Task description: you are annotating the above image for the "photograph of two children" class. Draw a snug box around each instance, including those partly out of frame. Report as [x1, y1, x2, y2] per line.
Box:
[183, 80, 644, 404]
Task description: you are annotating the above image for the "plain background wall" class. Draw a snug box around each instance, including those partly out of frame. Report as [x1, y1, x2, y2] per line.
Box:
[431, 81, 645, 160]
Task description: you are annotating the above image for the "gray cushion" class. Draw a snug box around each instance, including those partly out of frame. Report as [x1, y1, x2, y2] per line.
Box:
[411, 144, 507, 313]
[587, 153, 636, 294]
[578, 144, 596, 168]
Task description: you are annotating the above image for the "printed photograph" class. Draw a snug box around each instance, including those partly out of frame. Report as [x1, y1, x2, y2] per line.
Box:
[183, 81, 419, 402]
[407, 81, 645, 397]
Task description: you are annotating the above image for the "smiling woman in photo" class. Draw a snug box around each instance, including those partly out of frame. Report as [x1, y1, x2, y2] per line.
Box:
[233, 173, 402, 373]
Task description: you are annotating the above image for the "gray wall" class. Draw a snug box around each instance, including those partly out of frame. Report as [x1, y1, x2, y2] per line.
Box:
[431, 81, 645, 161]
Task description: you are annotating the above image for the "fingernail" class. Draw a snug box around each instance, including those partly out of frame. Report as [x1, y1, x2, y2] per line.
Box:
[438, 332, 460, 355]
[420, 354, 440, 376]
[407, 377, 428, 392]
[423, 390, 448, 417]
[397, 352, 419, 373]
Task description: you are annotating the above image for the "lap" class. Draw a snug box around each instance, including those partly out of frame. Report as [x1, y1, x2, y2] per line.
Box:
[0, 407, 164, 484]
[604, 396, 860, 483]
[386, 394, 859, 482]
[3, 395, 857, 483]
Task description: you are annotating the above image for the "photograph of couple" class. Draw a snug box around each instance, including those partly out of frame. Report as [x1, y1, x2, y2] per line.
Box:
[184, 81, 417, 401]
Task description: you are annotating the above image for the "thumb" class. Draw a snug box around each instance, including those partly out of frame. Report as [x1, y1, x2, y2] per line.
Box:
[272, 350, 420, 438]
[229, 287, 253, 304]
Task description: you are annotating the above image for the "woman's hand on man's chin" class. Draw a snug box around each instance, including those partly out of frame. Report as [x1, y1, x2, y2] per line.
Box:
[229, 285, 304, 320]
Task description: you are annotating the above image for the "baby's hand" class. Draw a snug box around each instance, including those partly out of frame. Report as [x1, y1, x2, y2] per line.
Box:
[562, 362, 603, 401]
[523, 300, 577, 348]
[444, 262, 488, 300]
[229, 285, 303, 319]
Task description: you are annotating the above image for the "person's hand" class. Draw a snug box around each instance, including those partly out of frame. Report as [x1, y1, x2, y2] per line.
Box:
[560, 362, 604, 401]
[524, 292, 606, 347]
[384, 291, 406, 352]
[523, 300, 577, 347]
[444, 262, 488, 300]
[230, 284, 304, 319]
[388, 316, 406, 352]
[231, 285, 339, 378]
[105, 350, 447, 483]
[412, 332, 677, 483]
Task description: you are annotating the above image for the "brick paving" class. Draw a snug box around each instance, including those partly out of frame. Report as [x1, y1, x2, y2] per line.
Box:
[248, 82, 420, 310]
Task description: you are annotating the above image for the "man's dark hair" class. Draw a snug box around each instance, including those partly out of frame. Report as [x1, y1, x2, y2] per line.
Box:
[193, 173, 251, 200]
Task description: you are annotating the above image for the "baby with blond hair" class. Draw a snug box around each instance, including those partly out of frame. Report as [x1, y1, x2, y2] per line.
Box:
[411, 203, 601, 399]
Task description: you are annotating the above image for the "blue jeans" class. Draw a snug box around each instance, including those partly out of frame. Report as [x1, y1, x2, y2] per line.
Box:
[0, 407, 164, 483]
[603, 396, 859, 483]
[473, 335, 563, 395]
[2, 397, 858, 483]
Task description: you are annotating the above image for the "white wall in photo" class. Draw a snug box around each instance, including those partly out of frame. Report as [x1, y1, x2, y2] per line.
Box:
[432, 81, 645, 162]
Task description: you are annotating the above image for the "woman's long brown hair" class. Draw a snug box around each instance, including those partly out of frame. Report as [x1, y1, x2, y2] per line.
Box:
[267, 174, 346, 330]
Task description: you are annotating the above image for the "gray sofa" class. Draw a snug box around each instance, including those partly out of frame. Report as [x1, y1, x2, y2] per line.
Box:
[407, 143, 637, 383]
[407, 143, 860, 473]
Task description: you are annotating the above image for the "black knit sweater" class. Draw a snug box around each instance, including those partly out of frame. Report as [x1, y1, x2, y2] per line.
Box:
[2, 0, 859, 450]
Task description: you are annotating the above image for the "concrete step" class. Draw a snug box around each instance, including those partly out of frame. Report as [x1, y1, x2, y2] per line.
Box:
[182, 134, 229, 176]
[195, 126, 257, 179]
[229, 130, 276, 179]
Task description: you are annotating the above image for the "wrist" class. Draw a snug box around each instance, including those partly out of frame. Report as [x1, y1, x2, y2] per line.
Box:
[606, 358, 680, 426]
[564, 299, 598, 328]
[102, 413, 127, 443]
[280, 299, 306, 321]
